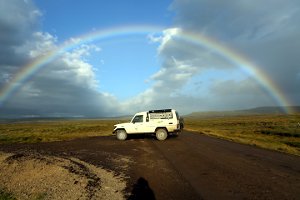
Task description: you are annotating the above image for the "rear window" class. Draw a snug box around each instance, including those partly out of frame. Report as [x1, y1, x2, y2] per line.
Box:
[175, 111, 179, 120]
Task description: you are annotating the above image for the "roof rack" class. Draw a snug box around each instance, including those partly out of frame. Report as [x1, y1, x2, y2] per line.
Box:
[149, 109, 172, 113]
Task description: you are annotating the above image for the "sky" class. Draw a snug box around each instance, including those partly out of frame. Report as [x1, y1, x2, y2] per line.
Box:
[0, 0, 299, 118]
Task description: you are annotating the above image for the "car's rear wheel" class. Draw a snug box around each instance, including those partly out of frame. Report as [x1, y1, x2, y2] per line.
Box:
[156, 128, 168, 141]
[116, 130, 127, 140]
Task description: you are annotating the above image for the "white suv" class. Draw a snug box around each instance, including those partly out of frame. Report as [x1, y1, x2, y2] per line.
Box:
[113, 109, 182, 141]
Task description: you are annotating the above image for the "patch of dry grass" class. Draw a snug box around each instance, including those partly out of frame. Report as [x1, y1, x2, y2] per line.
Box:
[184, 114, 300, 156]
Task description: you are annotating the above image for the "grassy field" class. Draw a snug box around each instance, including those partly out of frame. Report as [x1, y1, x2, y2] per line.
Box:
[0, 114, 299, 156]
[184, 114, 300, 156]
[0, 119, 124, 144]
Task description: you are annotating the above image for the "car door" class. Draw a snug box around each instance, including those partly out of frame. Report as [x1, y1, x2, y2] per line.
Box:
[130, 115, 144, 133]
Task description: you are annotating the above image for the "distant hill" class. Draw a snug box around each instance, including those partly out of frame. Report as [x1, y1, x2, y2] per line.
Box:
[1, 106, 299, 121]
[185, 106, 300, 118]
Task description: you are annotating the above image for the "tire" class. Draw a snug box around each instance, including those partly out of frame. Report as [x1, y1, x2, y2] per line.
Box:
[156, 128, 168, 141]
[116, 130, 127, 141]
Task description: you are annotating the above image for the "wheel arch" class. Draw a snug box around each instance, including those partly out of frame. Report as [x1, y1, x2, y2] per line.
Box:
[155, 127, 168, 134]
[114, 128, 127, 133]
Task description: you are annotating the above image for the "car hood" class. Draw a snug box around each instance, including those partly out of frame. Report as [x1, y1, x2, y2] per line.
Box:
[114, 122, 131, 127]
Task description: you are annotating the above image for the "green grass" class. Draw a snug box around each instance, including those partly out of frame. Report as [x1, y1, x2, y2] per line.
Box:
[0, 119, 125, 144]
[0, 188, 15, 200]
[0, 188, 47, 200]
[34, 193, 47, 200]
[184, 114, 300, 156]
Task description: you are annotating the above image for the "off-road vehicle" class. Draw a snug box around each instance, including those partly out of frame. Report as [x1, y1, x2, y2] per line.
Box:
[113, 109, 182, 141]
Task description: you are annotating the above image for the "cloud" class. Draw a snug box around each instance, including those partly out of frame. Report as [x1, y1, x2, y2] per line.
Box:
[0, 0, 121, 118]
[123, 0, 300, 113]
[1, 0, 299, 118]
[0, 0, 36, 88]
[0, 0, 40, 64]
[170, 0, 300, 41]
[1, 34, 121, 117]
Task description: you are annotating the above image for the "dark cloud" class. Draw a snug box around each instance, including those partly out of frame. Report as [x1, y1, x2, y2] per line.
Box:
[170, 0, 300, 41]
[0, 0, 40, 65]
[239, 31, 300, 105]
[136, 0, 300, 112]
[0, 0, 121, 118]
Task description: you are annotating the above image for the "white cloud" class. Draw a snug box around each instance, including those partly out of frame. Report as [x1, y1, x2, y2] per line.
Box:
[157, 28, 181, 53]
[28, 32, 57, 57]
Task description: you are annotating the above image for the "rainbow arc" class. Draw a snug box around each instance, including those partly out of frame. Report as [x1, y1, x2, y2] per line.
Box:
[0, 25, 293, 113]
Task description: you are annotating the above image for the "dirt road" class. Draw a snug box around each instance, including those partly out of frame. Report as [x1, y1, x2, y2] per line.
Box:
[1, 131, 299, 199]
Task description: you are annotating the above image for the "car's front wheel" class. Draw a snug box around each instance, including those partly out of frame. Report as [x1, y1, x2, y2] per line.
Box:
[116, 130, 127, 141]
[156, 128, 168, 141]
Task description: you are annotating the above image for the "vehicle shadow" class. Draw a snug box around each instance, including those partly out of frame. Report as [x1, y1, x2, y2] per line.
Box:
[127, 177, 156, 200]
[127, 134, 154, 140]
[126, 133, 179, 141]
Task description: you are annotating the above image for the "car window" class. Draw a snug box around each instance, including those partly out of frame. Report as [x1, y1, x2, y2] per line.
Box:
[132, 115, 143, 123]
[175, 111, 179, 120]
[149, 112, 173, 119]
